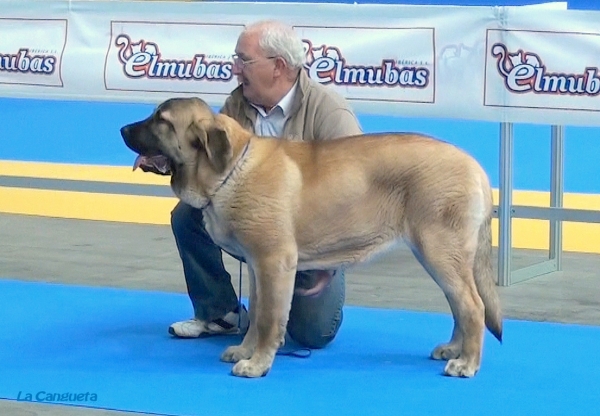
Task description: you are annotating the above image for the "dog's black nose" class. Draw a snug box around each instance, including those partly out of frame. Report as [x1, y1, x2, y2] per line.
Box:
[120, 125, 130, 138]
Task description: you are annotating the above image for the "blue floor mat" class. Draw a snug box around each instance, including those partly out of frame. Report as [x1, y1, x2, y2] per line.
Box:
[0, 279, 598, 416]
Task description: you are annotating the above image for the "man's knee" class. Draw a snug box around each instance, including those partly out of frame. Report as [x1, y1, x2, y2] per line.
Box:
[171, 202, 193, 232]
[287, 270, 345, 349]
[171, 202, 207, 239]
[287, 309, 343, 349]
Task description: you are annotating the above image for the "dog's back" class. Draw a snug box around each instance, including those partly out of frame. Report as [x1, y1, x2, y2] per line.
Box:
[265, 134, 492, 271]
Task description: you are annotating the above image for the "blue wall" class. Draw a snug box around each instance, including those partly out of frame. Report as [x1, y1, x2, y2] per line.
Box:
[1, 0, 598, 193]
[1, 97, 598, 194]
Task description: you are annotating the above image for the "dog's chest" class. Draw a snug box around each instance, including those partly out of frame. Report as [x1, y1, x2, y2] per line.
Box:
[202, 207, 245, 258]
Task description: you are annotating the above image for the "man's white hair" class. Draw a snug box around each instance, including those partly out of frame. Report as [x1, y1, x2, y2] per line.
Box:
[245, 20, 306, 70]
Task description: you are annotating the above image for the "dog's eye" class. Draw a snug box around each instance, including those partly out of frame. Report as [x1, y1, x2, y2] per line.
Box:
[154, 112, 175, 131]
[154, 110, 165, 122]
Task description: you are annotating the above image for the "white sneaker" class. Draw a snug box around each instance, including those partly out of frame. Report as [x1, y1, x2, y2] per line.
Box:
[168, 305, 249, 338]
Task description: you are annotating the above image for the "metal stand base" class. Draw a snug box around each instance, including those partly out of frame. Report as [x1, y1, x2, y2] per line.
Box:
[494, 124, 599, 286]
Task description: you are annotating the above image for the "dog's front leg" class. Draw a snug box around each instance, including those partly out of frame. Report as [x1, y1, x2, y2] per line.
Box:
[221, 267, 258, 363]
[230, 254, 296, 378]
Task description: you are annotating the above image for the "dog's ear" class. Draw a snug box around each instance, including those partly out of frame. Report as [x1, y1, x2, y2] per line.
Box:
[190, 121, 233, 174]
[205, 126, 233, 173]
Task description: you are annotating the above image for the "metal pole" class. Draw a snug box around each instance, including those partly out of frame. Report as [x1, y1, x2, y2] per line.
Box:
[498, 122, 514, 286]
[549, 125, 564, 270]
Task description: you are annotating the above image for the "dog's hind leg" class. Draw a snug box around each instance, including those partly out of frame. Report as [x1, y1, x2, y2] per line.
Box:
[406, 226, 485, 378]
[230, 251, 297, 378]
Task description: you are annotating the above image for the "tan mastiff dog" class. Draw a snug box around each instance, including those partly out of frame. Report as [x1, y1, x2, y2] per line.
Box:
[120, 97, 502, 379]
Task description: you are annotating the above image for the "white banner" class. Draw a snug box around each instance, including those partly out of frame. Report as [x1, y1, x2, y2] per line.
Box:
[298, 26, 435, 104]
[104, 21, 241, 96]
[0, 17, 67, 87]
[3, 1, 600, 127]
[483, 8, 600, 125]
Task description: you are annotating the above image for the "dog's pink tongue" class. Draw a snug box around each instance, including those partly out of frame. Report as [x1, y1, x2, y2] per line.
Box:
[133, 155, 146, 171]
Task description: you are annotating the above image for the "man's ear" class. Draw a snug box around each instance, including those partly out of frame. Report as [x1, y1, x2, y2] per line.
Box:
[190, 121, 232, 174]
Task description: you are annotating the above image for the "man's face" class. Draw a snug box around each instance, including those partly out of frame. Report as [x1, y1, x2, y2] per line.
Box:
[232, 31, 277, 107]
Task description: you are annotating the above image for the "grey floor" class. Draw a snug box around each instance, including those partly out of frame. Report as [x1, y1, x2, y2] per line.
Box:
[1, 212, 598, 416]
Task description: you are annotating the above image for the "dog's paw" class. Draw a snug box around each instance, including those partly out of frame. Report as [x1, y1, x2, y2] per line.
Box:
[443, 358, 478, 378]
[220, 345, 252, 363]
[231, 359, 270, 378]
[430, 342, 461, 361]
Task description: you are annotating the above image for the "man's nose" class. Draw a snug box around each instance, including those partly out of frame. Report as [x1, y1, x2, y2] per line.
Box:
[232, 62, 242, 76]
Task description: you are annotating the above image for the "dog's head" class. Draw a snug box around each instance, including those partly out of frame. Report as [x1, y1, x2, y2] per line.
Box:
[120, 97, 250, 207]
[120, 97, 236, 177]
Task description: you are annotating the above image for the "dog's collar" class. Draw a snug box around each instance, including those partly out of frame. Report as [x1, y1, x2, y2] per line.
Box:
[200, 140, 251, 210]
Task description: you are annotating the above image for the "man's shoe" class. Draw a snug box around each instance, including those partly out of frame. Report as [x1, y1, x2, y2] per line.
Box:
[168, 305, 249, 338]
[168, 318, 206, 338]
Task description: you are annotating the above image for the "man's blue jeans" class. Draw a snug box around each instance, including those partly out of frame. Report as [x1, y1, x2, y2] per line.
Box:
[170, 202, 345, 348]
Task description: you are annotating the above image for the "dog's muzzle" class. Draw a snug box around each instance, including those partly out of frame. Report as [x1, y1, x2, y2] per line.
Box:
[120, 124, 173, 175]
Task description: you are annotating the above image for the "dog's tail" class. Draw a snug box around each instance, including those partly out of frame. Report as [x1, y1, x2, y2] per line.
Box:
[473, 211, 503, 343]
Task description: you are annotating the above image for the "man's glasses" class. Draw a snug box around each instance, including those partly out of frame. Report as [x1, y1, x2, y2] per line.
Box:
[232, 54, 277, 68]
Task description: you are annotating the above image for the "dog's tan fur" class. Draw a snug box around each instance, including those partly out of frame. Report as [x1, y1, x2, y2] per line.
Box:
[120, 97, 503, 378]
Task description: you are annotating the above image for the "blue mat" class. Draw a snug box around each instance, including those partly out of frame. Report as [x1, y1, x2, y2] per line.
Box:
[0, 279, 598, 416]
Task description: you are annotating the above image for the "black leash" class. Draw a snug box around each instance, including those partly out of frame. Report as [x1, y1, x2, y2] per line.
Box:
[276, 348, 312, 358]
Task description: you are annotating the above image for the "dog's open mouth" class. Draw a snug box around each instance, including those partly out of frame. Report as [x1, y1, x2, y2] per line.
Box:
[133, 154, 172, 175]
